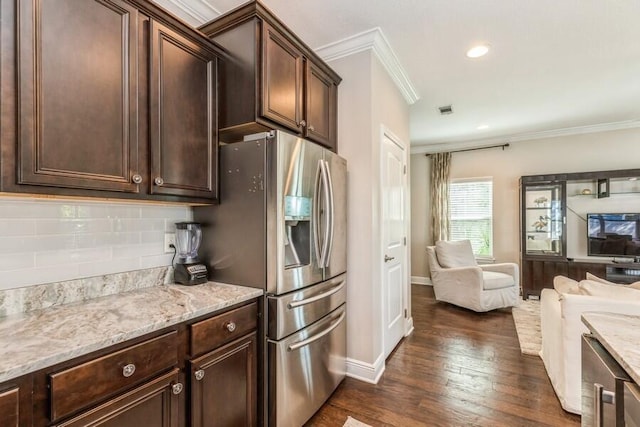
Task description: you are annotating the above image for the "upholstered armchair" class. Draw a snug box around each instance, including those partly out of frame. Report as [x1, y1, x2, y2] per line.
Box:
[426, 240, 520, 312]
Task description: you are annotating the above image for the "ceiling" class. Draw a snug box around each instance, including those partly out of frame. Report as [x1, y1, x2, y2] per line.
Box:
[153, 0, 640, 151]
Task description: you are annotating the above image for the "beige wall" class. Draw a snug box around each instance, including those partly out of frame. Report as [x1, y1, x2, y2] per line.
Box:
[410, 127, 640, 279]
[329, 49, 410, 379]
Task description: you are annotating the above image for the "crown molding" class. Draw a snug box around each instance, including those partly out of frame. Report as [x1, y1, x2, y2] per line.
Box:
[315, 28, 420, 105]
[153, 0, 220, 26]
[410, 119, 640, 154]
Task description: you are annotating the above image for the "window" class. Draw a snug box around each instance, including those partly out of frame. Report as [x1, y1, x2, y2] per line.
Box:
[449, 178, 493, 258]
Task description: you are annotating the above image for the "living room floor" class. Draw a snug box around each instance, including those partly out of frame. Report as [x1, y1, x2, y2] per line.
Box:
[306, 285, 581, 427]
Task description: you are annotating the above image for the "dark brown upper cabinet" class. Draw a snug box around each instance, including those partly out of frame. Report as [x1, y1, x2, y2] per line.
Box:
[1, 0, 223, 203]
[149, 20, 218, 200]
[17, 0, 140, 193]
[200, 1, 341, 151]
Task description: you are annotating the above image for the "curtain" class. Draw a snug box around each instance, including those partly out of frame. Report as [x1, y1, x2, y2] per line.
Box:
[430, 152, 451, 243]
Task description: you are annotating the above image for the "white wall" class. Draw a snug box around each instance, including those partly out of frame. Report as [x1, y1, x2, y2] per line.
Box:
[0, 197, 190, 290]
[410, 127, 640, 278]
[329, 49, 410, 381]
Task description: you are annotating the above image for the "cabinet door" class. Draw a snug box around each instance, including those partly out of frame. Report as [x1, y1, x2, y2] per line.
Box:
[18, 0, 140, 192]
[261, 22, 304, 133]
[522, 182, 566, 257]
[54, 369, 181, 427]
[0, 387, 19, 427]
[305, 61, 337, 150]
[190, 333, 257, 427]
[149, 20, 218, 200]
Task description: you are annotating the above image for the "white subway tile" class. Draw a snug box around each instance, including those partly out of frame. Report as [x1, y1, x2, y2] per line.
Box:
[36, 247, 112, 267]
[0, 235, 77, 254]
[140, 253, 174, 269]
[113, 243, 163, 259]
[0, 265, 81, 290]
[0, 219, 36, 237]
[77, 258, 140, 278]
[0, 253, 35, 271]
[36, 219, 111, 235]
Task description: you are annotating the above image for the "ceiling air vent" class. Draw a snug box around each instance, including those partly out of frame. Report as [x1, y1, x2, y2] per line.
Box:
[438, 105, 453, 115]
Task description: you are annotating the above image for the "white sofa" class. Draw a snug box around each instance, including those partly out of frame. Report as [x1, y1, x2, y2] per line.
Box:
[540, 277, 640, 414]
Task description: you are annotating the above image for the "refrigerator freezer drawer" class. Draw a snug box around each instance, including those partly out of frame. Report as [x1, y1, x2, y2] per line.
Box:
[268, 273, 346, 340]
[268, 304, 346, 427]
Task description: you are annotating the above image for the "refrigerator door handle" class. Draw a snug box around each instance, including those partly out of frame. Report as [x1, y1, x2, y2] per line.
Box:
[319, 160, 332, 268]
[323, 159, 335, 268]
[313, 160, 325, 268]
[287, 280, 345, 309]
[287, 310, 346, 351]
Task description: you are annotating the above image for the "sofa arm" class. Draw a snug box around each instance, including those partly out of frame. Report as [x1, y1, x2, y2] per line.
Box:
[431, 265, 483, 288]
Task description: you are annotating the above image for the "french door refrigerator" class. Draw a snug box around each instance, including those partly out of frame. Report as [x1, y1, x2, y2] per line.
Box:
[194, 130, 347, 427]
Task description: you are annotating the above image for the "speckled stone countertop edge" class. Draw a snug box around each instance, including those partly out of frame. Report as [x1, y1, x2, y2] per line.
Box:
[0, 282, 262, 383]
[582, 312, 640, 385]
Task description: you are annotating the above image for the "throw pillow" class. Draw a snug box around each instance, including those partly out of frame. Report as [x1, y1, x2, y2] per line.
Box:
[629, 282, 640, 290]
[435, 240, 477, 268]
[576, 279, 640, 301]
[553, 275, 579, 294]
[585, 272, 619, 286]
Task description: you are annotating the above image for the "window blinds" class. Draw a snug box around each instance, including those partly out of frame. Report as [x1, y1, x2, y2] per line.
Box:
[449, 178, 493, 257]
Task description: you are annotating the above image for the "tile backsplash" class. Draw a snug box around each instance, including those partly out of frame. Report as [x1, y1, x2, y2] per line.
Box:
[0, 197, 192, 291]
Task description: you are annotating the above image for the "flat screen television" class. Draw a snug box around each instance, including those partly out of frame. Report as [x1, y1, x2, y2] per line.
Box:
[587, 213, 640, 258]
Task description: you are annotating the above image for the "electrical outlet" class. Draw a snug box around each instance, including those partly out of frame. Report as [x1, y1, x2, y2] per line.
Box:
[164, 233, 176, 253]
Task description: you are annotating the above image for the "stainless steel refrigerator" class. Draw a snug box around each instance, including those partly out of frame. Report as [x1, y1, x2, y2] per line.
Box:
[194, 130, 347, 427]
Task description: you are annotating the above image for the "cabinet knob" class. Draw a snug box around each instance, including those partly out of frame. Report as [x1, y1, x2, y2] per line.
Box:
[308, 124, 315, 132]
[154, 177, 164, 186]
[171, 383, 184, 395]
[298, 120, 306, 128]
[194, 369, 205, 381]
[131, 174, 142, 184]
[225, 321, 236, 332]
[122, 363, 136, 378]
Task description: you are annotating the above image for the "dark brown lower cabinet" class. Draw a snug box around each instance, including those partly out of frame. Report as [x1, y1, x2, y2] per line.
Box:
[0, 386, 19, 427]
[54, 369, 181, 427]
[190, 333, 257, 427]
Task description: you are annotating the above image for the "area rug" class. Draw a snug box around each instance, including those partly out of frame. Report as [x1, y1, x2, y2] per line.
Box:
[343, 416, 372, 427]
[512, 300, 542, 356]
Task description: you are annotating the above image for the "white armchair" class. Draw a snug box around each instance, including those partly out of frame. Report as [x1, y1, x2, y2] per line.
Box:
[426, 240, 520, 312]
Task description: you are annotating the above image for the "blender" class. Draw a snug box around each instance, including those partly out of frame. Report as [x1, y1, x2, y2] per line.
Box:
[173, 222, 208, 285]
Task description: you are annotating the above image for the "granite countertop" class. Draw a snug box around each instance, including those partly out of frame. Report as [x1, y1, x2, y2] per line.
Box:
[582, 312, 640, 385]
[0, 282, 262, 383]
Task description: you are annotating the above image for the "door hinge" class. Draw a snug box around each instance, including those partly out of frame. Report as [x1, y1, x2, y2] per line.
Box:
[403, 165, 407, 175]
[404, 309, 407, 318]
[403, 237, 406, 246]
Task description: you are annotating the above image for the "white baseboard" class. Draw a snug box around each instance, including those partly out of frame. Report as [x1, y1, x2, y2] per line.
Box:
[411, 276, 432, 285]
[404, 316, 414, 336]
[346, 353, 385, 384]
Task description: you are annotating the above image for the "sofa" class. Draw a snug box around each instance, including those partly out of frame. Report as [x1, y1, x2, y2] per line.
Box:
[540, 275, 640, 414]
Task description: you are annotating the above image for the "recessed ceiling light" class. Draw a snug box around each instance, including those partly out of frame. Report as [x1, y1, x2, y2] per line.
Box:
[466, 44, 490, 58]
[476, 124, 490, 130]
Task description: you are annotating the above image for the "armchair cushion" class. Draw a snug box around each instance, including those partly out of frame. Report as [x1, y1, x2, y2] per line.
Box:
[435, 240, 477, 268]
[482, 271, 515, 290]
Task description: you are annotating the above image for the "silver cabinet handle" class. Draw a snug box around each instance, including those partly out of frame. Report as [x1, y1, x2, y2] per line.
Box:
[384, 255, 395, 262]
[194, 369, 205, 381]
[154, 177, 164, 186]
[122, 363, 136, 378]
[225, 321, 236, 332]
[594, 383, 604, 427]
[131, 174, 142, 184]
[171, 383, 183, 395]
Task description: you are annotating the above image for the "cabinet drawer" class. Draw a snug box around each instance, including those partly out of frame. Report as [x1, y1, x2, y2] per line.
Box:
[49, 331, 178, 422]
[191, 303, 257, 356]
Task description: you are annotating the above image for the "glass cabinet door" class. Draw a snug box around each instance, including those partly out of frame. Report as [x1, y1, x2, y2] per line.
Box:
[523, 183, 565, 257]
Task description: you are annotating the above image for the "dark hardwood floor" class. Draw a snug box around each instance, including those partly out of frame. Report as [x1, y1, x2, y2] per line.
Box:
[306, 285, 581, 427]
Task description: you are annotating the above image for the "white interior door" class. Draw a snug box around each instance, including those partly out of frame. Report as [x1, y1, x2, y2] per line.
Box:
[381, 131, 407, 358]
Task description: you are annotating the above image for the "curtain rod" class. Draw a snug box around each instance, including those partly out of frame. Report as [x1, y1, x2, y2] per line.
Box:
[425, 143, 510, 156]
